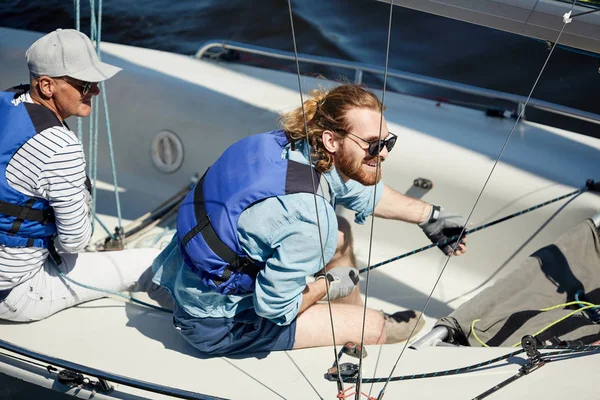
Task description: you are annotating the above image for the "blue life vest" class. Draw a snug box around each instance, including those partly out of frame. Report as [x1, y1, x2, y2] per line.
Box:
[0, 87, 58, 249]
[177, 130, 329, 295]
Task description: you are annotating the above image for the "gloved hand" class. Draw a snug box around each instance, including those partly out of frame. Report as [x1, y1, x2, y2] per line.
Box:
[419, 205, 467, 256]
[317, 266, 360, 301]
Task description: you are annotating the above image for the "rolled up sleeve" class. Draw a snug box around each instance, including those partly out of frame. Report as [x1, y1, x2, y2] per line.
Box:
[334, 178, 384, 225]
[238, 194, 337, 325]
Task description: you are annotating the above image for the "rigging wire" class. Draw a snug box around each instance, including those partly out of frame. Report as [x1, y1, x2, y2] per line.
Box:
[358, 185, 591, 274]
[374, 1, 580, 397]
[356, 1, 396, 398]
[284, 0, 346, 395]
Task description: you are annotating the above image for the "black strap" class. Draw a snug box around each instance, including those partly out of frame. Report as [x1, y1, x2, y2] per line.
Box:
[0, 199, 55, 224]
[48, 239, 63, 265]
[7, 199, 36, 236]
[183, 175, 259, 287]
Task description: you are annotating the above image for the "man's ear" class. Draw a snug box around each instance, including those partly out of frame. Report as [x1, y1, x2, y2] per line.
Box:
[322, 130, 338, 154]
[36, 76, 55, 99]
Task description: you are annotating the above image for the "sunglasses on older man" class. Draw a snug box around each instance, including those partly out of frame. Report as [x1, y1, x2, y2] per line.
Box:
[339, 129, 398, 157]
[61, 76, 96, 96]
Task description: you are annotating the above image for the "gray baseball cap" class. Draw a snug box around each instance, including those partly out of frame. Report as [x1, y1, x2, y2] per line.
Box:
[26, 28, 122, 82]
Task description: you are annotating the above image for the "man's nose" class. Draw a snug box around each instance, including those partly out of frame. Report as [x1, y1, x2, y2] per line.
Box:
[378, 145, 389, 160]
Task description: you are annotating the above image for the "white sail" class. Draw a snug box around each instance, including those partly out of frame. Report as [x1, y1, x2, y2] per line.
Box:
[378, 0, 600, 54]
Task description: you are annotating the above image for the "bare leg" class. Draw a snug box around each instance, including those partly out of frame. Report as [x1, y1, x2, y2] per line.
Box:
[292, 303, 386, 349]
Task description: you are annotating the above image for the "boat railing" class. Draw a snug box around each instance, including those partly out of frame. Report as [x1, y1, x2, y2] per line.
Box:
[195, 40, 600, 127]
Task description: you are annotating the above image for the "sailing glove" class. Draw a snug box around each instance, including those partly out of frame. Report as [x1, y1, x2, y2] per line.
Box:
[419, 205, 466, 256]
[317, 267, 360, 301]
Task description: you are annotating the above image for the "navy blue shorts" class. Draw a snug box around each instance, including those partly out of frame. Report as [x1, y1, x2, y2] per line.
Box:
[173, 306, 296, 357]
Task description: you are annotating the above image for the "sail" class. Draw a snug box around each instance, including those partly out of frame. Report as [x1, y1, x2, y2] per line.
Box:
[378, 0, 600, 55]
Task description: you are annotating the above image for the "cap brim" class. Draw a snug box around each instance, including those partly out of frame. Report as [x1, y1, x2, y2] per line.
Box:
[68, 61, 122, 83]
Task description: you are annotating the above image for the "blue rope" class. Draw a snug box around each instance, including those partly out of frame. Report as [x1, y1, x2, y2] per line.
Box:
[359, 185, 591, 274]
[78, 0, 123, 233]
[575, 290, 600, 322]
[74, 0, 80, 31]
[93, 214, 115, 240]
[97, 0, 103, 53]
[59, 271, 171, 313]
[100, 85, 123, 229]
[336, 344, 600, 383]
[74, 0, 83, 143]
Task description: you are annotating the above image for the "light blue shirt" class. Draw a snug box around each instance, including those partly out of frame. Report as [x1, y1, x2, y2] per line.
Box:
[152, 140, 383, 325]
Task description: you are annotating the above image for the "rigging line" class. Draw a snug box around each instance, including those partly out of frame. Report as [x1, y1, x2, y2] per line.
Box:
[0, 349, 58, 371]
[358, 185, 589, 273]
[524, 0, 541, 24]
[284, 0, 346, 394]
[333, 345, 600, 383]
[356, 0, 395, 397]
[222, 359, 287, 400]
[367, 345, 384, 398]
[572, 8, 600, 17]
[0, 339, 224, 400]
[74, 0, 83, 142]
[376, 2, 578, 396]
[57, 270, 172, 313]
[285, 352, 325, 400]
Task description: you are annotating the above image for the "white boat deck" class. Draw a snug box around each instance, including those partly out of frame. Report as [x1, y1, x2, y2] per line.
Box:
[2, 296, 600, 400]
[1, 27, 600, 399]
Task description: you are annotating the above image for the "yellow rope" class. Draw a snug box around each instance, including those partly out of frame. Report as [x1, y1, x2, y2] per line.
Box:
[471, 319, 488, 347]
[470, 301, 599, 348]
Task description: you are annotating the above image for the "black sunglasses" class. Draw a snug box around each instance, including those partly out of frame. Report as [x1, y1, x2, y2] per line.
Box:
[61, 76, 95, 96]
[340, 130, 398, 157]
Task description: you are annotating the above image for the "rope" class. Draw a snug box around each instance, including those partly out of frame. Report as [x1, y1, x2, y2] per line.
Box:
[284, 0, 346, 395]
[93, 214, 116, 239]
[100, 83, 123, 230]
[74, 0, 83, 142]
[94, 0, 124, 228]
[58, 271, 171, 313]
[334, 344, 600, 384]
[356, 1, 395, 398]
[73, 0, 124, 236]
[358, 185, 591, 274]
[374, 2, 579, 396]
[470, 300, 599, 347]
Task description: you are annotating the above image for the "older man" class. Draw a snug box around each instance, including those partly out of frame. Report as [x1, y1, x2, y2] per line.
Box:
[0, 29, 161, 322]
[153, 84, 467, 357]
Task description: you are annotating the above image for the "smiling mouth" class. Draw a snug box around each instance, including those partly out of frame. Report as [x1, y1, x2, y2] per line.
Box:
[364, 159, 383, 168]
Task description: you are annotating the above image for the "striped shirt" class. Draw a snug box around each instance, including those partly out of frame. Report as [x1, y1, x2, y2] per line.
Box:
[0, 91, 92, 290]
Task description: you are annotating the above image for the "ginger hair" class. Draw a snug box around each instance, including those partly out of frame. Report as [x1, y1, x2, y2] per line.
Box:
[279, 84, 383, 172]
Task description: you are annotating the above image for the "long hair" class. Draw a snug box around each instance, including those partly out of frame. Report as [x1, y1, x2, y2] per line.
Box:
[279, 84, 383, 173]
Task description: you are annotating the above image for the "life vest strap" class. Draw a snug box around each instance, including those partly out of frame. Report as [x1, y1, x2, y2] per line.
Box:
[0, 199, 55, 224]
[185, 174, 259, 287]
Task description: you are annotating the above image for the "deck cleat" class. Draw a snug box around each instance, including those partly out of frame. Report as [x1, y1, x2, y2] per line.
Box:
[325, 363, 360, 381]
[342, 342, 368, 359]
[520, 335, 545, 374]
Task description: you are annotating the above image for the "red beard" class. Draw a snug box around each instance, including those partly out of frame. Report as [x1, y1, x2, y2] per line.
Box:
[335, 145, 383, 186]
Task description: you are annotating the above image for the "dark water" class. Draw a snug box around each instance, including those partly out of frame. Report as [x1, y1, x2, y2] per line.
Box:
[1, 0, 599, 136]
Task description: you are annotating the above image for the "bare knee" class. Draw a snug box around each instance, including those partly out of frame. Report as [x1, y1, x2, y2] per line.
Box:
[366, 308, 387, 345]
[336, 215, 353, 254]
[328, 216, 356, 268]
